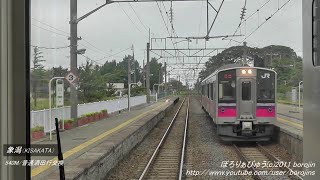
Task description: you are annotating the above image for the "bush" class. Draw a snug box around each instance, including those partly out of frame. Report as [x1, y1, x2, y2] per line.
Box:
[79, 111, 107, 118]
[64, 119, 74, 124]
[101, 109, 108, 113]
[31, 126, 44, 132]
[80, 113, 94, 118]
[86, 112, 96, 117]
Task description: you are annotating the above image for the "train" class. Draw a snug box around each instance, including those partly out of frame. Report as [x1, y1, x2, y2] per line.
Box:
[200, 64, 277, 141]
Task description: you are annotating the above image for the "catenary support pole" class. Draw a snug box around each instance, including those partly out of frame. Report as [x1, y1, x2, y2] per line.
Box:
[146, 43, 151, 103]
[243, 41, 247, 65]
[164, 62, 167, 96]
[133, 45, 136, 83]
[70, 0, 78, 119]
[128, 52, 131, 110]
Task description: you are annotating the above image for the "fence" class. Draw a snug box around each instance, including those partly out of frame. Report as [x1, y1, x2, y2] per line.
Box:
[31, 95, 147, 133]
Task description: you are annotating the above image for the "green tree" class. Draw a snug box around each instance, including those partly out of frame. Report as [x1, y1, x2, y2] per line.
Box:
[78, 60, 107, 102]
[50, 66, 68, 78]
[150, 57, 163, 90]
[31, 46, 46, 107]
[167, 79, 185, 92]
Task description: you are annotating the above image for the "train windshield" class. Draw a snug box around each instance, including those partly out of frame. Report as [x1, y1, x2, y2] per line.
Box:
[218, 70, 236, 103]
[257, 70, 276, 103]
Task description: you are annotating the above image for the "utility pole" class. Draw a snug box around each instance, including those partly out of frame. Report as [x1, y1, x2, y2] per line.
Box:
[158, 64, 162, 94]
[164, 62, 167, 96]
[128, 52, 131, 110]
[132, 45, 136, 83]
[178, 75, 180, 93]
[70, 0, 78, 119]
[243, 41, 247, 66]
[143, 58, 145, 88]
[146, 43, 150, 103]
[159, 64, 162, 84]
[266, 53, 279, 67]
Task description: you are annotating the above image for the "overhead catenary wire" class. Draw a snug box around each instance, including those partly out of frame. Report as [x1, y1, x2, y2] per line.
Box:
[80, 54, 104, 66]
[31, 45, 70, 50]
[227, 0, 272, 46]
[156, 2, 173, 40]
[239, 0, 292, 44]
[32, 18, 69, 35]
[227, 0, 248, 46]
[96, 47, 132, 62]
[155, 1, 187, 70]
[32, 24, 69, 38]
[32, 19, 135, 67]
[128, 3, 150, 32]
[118, 3, 149, 38]
[32, 18, 113, 58]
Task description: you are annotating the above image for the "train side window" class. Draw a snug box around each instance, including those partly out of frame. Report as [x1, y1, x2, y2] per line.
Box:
[313, 0, 320, 66]
[211, 83, 214, 100]
[201, 85, 203, 95]
[209, 83, 211, 100]
[209, 84, 211, 99]
[242, 81, 251, 101]
[207, 84, 209, 98]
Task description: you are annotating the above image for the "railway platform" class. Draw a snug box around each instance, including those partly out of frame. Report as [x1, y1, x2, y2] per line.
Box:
[276, 103, 303, 136]
[275, 103, 303, 162]
[31, 96, 179, 180]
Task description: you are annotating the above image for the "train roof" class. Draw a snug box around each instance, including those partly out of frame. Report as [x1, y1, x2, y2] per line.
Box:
[200, 64, 276, 85]
[216, 63, 245, 71]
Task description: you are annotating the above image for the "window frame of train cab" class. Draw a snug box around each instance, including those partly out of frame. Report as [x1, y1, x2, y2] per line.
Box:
[242, 81, 252, 101]
[218, 69, 236, 103]
[256, 70, 276, 103]
[312, 0, 320, 66]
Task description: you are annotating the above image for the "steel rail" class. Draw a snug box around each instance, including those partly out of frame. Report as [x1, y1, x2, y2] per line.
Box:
[257, 144, 303, 180]
[178, 98, 189, 180]
[138, 97, 186, 180]
[233, 144, 264, 180]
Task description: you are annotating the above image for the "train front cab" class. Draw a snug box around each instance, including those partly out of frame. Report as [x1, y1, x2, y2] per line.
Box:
[216, 68, 276, 141]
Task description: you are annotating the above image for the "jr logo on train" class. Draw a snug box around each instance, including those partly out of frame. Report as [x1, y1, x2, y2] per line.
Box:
[200, 64, 277, 141]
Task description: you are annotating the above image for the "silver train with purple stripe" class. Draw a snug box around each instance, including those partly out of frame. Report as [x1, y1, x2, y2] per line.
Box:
[200, 64, 277, 141]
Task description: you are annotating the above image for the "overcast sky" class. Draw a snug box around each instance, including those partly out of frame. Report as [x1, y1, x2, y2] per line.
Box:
[31, 0, 302, 83]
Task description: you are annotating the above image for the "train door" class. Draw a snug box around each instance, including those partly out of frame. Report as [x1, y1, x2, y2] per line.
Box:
[238, 78, 256, 120]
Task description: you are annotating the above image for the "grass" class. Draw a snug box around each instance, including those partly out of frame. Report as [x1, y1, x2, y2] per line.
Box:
[30, 96, 118, 111]
[30, 98, 51, 111]
[31, 126, 44, 132]
[277, 99, 303, 106]
[30, 98, 73, 111]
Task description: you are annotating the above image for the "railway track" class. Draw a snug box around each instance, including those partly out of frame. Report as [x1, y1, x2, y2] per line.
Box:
[233, 143, 303, 180]
[138, 97, 189, 180]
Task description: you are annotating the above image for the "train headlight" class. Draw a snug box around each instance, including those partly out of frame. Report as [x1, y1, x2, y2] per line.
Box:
[248, 69, 253, 74]
[241, 69, 247, 74]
